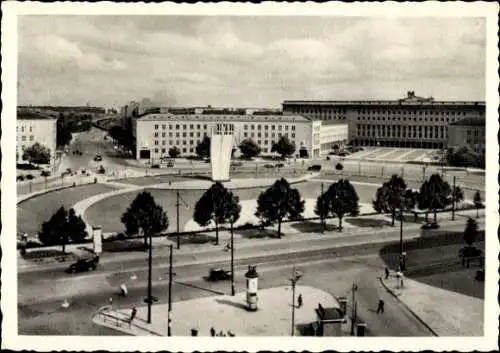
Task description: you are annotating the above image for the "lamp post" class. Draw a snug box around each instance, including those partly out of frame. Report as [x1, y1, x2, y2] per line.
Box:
[320, 183, 325, 234]
[230, 220, 235, 296]
[452, 176, 456, 221]
[289, 266, 302, 336]
[167, 244, 173, 336]
[146, 231, 153, 323]
[350, 282, 358, 335]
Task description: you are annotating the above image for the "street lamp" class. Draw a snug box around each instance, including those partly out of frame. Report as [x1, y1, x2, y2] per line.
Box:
[289, 266, 302, 336]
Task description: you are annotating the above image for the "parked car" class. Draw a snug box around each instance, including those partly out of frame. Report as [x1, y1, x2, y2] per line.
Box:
[307, 165, 322, 172]
[275, 163, 285, 168]
[421, 222, 440, 230]
[66, 248, 99, 274]
[230, 162, 243, 167]
[26, 174, 35, 180]
[207, 268, 231, 281]
[94, 155, 102, 162]
[151, 164, 160, 169]
[338, 152, 349, 157]
[264, 163, 275, 168]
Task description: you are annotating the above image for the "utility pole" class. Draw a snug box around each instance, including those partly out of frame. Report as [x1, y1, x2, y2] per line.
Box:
[230, 221, 235, 296]
[399, 198, 405, 271]
[321, 183, 325, 234]
[452, 176, 456, 221]
[176, 190, 180, 249]
[350, 282, 358, 335]
[289, 266, 302, 336]
[147, 231, 153, 323]
[168, 244, 173, 336]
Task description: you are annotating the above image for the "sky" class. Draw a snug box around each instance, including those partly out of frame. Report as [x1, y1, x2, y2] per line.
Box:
[17, 16, 486, 108]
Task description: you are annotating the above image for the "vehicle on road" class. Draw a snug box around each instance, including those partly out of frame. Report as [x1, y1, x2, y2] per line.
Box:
[66, 247, 99, 274]
[264, 163, 274, 168]
[167, 161, 174, 167]
[275, 163, 285, 168]
[207, 268, 231, 281]
[151, 164, 160, 169]
[94, 155, 102, 162]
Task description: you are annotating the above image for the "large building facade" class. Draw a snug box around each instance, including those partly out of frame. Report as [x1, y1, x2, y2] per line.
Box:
[447, 117, 486, 155]
[16, 111, 57, 168]
[133, 113, 346, 161]
[283, 91, 485, 148]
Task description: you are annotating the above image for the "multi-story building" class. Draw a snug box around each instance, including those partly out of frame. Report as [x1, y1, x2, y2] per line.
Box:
[133, 112, 344, 161]
[282, 91, 485, 148]
[16, 110, 57, 168]
[447, 117, 486, 155]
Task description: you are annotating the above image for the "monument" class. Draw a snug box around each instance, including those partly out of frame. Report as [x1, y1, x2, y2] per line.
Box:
[210, 122, 234, 182]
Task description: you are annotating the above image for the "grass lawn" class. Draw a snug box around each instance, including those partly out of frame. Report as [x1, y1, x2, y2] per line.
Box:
[84, 181, 383, 235]
[17, 184, 119, 236]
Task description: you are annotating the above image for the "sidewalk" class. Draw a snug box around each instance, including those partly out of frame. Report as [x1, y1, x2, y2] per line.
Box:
[92, 285, 341, 336]
[380, 274, 483, 336]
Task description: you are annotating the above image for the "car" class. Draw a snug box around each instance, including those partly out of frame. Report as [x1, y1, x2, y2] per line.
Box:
[264, 163, 275, 168]
[94, 155, 102, 162]
[275, 163, 285, 168]
[151, 164, 160, 169]
[17, 175, 25, 182]
[204, 158, 210, 163]
[307, 165, 322, 172]
[167, 162, 174, 167]
[338, 152, 348, 157]
[207, 268, 231, 281]
[66, 250, 99, 274]
[230, 162, 243, 167]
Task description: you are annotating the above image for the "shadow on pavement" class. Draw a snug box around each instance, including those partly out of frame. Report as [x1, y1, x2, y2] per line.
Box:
[235, 228, 279, 239]
[214, 298, 247, 310]
[289, 220, 339, 234]
[175, 280, 225, 296]
[345, 217, 392, 228]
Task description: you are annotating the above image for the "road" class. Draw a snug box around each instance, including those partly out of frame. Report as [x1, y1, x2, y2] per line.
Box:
[19, 227, 476, 336]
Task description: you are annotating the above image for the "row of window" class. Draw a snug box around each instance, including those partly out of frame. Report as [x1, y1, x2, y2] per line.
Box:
[17, 135, 35, 142]
[357, 116, 459, 123]
[154, 136, 293, 148]
[356, 124, 446, 139]
[154, 131, 208, 138]
[154, 123, 209, 130]
[243, 124, 296, 131]
[290, 108, 472, 116]
[243, 132, 295, 139]
[152, 146, 275, 155]
[17, 126, 33, 133]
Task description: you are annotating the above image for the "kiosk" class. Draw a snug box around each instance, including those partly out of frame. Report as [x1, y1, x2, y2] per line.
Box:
[245, 265, 259, 311]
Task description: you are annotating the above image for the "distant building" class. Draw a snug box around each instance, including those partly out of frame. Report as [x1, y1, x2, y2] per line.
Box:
[282, 91, 485, 148]
[133, 112, 346, 161]
[447, 117, 486, 155]
[16, 110, 57, 168]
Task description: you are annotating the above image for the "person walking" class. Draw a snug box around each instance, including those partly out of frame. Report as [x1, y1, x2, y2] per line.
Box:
[384, 267, 390, 280]
[129, 306, 137, 327]
[210, 327, 215, 337]
[376, 298, 385, 314]
[297, 294, 303, 308]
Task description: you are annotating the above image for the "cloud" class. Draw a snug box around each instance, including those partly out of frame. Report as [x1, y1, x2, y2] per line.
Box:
[17, 16, 486, 108]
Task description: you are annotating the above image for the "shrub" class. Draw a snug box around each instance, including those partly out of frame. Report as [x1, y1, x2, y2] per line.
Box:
[98, 165, 105, 174]
[459, 246, 482, 258]
[41, 170, 51, 177]
[26, 174, 35, 180]
[17, 175, 25, 182]
[335, 163, 344, 170]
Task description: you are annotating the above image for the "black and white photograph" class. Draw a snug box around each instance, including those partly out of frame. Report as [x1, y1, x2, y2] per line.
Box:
[1, 2, 498, 352]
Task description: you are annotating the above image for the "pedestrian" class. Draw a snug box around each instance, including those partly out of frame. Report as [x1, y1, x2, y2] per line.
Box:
[210, 327, 215, 337]
[120, 283, 128, 297]
[108, 297, 113, 306]
[384, 267, 390, 280]
[376, 298, 385, 314]
[129, 306, 137, 326]
[297, 294, 303, 308]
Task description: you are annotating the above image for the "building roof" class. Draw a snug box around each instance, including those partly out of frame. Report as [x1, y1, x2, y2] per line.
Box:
[137, 113, 311, 123]
[282, 100, 485, 108]
[450, 117, 486, 126]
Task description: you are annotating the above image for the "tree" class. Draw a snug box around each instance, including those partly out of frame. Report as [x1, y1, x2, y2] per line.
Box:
[121, 191, 169, 247]
[464, 217, 478, 247]
[23, 142, 51, 165]
[193, 182, 241, 245]
[56, 118, 72, 147]
[314, 191, 331, 232]
[67, 208, 88, 243]
[168, 146, 181, 158]
[196, 136, 211, 159]
[271, 136, 296, 159]
[255, 178, 305, 238]
[473, 190, 483, 218]
[418, 173, 452, 224]
[450, 185, 464, 209]
[372, 175, 407, 226]
[325, 179, 360, 231]
[239, 138, 261, 159]
[38, 206, 69, 252]
[446, 146, 484, 169]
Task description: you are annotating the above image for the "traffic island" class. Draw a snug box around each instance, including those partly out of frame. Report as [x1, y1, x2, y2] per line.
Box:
[92, 285, 340, 336]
